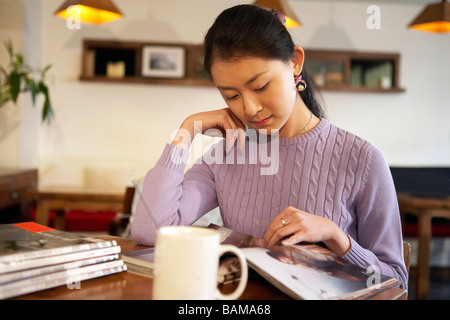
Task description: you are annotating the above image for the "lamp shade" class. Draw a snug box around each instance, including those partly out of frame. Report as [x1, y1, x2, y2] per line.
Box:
[54, 0, 123, 25]
[253, 0, 301, 28]
[408, 0, 450, 33]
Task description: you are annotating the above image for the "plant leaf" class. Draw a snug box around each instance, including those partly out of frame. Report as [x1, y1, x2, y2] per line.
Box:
[4, 39, 13, 58]
[38, 81, 53, 123]
[14, 53, 23, 69]
[41, 64, 52, 78]
[8, 71, 22, 103]
[2, 39, 55, 123]
[38, 80, 48, 95]
[0, 86, 10, 108]
[42, 94, 53, 123]
[0, 65, 7, 78]
[26, 77, 38, 105]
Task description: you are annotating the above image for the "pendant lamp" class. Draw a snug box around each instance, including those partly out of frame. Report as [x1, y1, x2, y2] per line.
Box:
[253, 0, 301, 28]
[408, 0, 450, 33]
[54, 0, 123, 25]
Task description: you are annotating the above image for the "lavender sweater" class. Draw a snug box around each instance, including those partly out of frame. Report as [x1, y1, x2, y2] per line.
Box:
[131, 119, 408, 287]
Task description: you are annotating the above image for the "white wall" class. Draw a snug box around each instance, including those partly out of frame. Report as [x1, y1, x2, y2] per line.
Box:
[0, 0, 22, 167]
[39, 0, 243, 186]
[289, 1, 450, 166]
[1, 0, 449, 187]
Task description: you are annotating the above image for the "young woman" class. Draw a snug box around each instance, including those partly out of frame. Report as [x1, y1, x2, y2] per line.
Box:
[131, 5, 408, 287]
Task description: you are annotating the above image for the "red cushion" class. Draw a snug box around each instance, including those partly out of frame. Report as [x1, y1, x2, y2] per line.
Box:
[64, 210, 117, 232]
[31, 209, 116, 232]
[403, 223, 450, 238]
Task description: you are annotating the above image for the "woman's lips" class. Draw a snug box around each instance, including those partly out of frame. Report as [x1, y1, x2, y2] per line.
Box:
[253, 116, 272, 127]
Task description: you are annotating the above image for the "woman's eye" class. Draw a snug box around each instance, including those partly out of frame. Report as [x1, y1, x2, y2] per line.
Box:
[255, 83, 269, 92]
[225, 94, 239, 101]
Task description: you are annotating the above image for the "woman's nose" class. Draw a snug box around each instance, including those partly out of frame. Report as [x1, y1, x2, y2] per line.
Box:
[242, 94, 262, 118]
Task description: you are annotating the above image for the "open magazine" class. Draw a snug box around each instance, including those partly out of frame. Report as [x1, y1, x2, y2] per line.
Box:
[121, 224, 402, 300]
[209, 224, 403, 300]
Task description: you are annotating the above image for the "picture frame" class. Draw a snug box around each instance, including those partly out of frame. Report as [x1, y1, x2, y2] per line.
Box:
[141, 45, 186, 79]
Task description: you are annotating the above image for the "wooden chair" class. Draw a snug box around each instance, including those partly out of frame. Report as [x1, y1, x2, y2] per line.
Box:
[403, 241, 411, 275]
[108, 186, 135, 237]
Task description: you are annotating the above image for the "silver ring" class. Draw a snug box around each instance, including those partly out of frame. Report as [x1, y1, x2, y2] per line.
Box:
[280, 218, 287, 227]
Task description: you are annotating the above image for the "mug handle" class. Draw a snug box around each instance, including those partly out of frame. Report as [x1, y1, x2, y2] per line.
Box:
[216, 244, 248, 300]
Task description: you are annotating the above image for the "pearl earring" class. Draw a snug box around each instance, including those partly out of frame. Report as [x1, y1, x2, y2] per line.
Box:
[294, 73, 307, 92]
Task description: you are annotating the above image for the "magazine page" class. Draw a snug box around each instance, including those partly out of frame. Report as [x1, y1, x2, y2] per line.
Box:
[208, 224, 264, 248]
[242, 245, 401, 300]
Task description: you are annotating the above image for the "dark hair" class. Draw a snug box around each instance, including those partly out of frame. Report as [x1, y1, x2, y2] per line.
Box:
[204, 4, 325, 119]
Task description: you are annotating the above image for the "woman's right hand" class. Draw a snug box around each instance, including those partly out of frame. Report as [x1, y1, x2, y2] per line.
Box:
[172, 108, 247, 151]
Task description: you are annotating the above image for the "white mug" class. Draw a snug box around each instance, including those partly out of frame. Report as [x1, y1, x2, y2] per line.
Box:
[152, 226, 248, 300]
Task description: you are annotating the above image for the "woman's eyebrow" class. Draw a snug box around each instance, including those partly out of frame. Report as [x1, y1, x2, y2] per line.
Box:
[245, 71, 269, 85]
[217, 71, 269, 90]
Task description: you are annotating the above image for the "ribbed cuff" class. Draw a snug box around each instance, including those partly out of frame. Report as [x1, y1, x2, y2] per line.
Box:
[156, 143, 190, 173]
[343, 235, 369, 268]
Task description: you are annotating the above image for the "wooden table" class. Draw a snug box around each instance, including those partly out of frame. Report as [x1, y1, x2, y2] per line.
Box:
[12, 236, 407, 301]
[397, 192, 450, 300]
[27, 186, 126, 230]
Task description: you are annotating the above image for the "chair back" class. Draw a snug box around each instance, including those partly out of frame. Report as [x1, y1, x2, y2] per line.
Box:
[403, 241, 411, 275]
[122, 186, 135, 213]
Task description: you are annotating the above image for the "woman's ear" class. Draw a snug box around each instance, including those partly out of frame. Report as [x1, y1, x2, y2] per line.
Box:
[291, 46, 305, 75]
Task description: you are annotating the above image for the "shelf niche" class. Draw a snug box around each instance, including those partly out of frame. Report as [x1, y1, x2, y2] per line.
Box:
[304, 49, 405, 93]
[80, 39, 212, 87]
[80, 39, 405, 93]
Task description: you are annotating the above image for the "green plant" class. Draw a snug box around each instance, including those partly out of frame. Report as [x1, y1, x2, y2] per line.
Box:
[0, 39, 53, 123]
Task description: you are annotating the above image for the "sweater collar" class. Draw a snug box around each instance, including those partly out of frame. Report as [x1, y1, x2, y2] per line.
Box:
[277, 118, 329, 146]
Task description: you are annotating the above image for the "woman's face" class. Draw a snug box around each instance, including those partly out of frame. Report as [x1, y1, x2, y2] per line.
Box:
[211, 55, 302, 137]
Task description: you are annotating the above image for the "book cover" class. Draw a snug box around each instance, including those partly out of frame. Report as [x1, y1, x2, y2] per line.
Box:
[121, 247, 155, 278]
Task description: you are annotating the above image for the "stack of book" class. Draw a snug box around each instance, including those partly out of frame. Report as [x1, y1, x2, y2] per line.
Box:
[0, 222, 126, 300]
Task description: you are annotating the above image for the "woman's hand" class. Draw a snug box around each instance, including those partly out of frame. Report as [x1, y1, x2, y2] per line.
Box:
[263, 206, 351, 257]
[172, 108, 247, 151]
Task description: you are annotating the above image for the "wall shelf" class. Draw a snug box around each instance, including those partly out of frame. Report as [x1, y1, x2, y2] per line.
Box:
[80, 39, 405, 93]
[80, 39, 213, 87]
[79, 75, 212, 87]
[304, 49, 405, 93]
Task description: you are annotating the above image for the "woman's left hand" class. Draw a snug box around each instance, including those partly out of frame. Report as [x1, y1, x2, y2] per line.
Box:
[262, 206, 351, 257]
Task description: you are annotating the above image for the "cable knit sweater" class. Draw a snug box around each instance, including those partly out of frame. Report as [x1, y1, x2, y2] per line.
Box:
[131, 119, 408, 288]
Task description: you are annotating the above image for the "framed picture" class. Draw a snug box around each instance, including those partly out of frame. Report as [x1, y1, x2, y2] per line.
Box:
[141, 45, 186, 79]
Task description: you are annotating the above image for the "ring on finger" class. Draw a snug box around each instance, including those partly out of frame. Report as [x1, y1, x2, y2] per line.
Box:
[280, 218, 287, 227]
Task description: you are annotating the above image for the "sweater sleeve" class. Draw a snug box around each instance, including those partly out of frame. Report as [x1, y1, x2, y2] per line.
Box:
[343, 145, 409, 289]
[131, 143, 218, 246]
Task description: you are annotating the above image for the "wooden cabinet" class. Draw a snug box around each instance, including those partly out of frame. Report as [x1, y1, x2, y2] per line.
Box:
[0, 168, 37, 223]
[304, 49, 405, 93]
